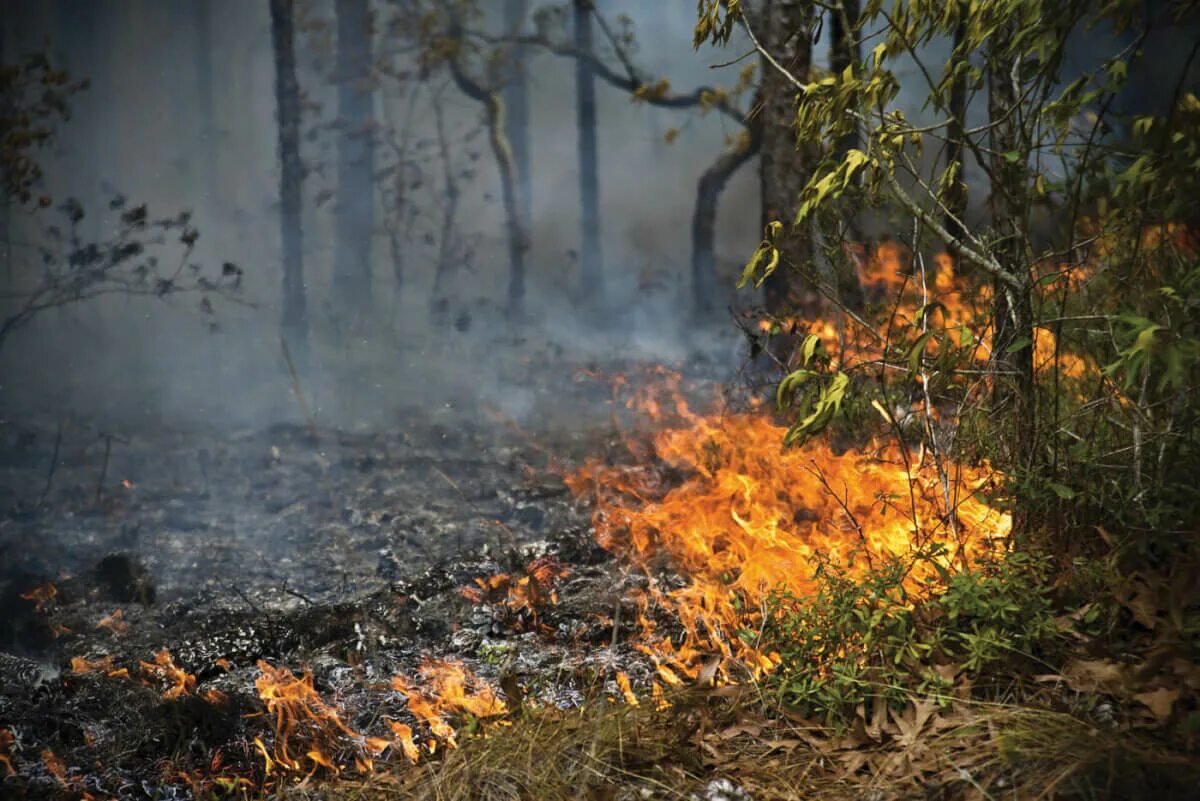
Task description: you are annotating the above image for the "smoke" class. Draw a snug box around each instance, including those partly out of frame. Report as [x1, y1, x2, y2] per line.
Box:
[0, 0, 760, 433]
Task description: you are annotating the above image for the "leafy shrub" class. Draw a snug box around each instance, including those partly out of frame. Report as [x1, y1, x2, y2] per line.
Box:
[758, 549, 1058, 725]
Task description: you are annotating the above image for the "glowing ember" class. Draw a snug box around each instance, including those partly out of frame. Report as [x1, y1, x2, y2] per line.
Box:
[567, 372, 1011, 683]
[460, 555, 570, 631]
[391, 659, 507, 750]
[615, 671, 638, 706]
[96, 609, 128, 637]
[70, 655, 117, 675]
[0, 729, 14, 777]
[19, 583, 57, 612]
[41, 749, 67, 788]
[139, 650, 196, 698]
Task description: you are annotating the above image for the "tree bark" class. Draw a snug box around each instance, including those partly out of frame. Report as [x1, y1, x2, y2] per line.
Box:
[447, 59, 529, 318]
[692, 127, 761, 315]
[827, 0, 865, 311]
[193, 0, 216, 220]
[574, 0, 603, 304]
[270, 0, 309, 369]
[332, 0, 375, 325]
[944, 7, 970, 259]
[757, 0, 816, 314]
[503, 0, 532, 226]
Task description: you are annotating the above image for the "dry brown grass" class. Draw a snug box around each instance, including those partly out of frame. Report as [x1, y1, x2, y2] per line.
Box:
[277, 688, 1199, 801]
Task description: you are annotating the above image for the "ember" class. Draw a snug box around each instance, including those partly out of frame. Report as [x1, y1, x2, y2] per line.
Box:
[138, 649, 196, 698]
[0, 729, 14, 777]
[460, 555, 571, 631]
[391, 659, 508, 750]
[95, 609, 128, 637]
[19, 583, 57, 613]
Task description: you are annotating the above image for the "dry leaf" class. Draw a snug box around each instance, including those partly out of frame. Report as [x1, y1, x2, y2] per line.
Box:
[891, 698, 936, 748]
[1062, 659, 1127, 693]
[1133, 687, 1179, 723]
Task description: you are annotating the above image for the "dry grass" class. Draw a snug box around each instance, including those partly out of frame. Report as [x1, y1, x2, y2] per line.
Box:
[278, 687, 1199, 801]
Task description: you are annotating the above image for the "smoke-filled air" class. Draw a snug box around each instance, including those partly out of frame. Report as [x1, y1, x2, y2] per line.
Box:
[2, 2, 1199, 800]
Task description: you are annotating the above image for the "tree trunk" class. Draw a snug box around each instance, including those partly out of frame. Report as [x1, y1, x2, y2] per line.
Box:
[193, 0, 216, 221]
[574, 0, 603, 304]
[757, 0, 816, 314]
[827, 0, 865, 311]
[270, 0, 309, 369]
[503, 0, 532, 226]
[447, 60, 529, 318]
[692, 127, 761, 315]
[332, 0, 375, 326]
[986, 24, 1036, 511]
[944, 7, 969, 259]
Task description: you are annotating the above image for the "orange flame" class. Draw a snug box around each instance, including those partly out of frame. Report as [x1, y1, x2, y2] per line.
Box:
[96, 609, 128, 637]
[567, 372, 1010, 683]
[139, 650, 196, 698]
[460, 556, 570, 631]
[20, 583, 57, 613]
[0, 729, 14, 777]
[253, 660, 378, 778]
[391, 659, 507, 751]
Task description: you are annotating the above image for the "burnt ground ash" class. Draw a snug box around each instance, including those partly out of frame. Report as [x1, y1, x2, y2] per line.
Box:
[0, 360, 729, 800]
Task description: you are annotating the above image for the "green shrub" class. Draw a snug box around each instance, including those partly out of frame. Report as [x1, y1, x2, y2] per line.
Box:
[758, 549, 1058, 725]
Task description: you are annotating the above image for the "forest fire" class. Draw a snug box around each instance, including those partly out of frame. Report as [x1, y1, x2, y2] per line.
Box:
[460, 555, 571, 631]
[253, 660, 376, 777]
[391, 659, 508, 751]
[139, 649, 196, 699]
[566, 380, 1011, 683]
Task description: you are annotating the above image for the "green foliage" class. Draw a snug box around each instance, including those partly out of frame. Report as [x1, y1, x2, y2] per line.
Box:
[759, 550, 1058, 725]
[0, 51, 87, 206]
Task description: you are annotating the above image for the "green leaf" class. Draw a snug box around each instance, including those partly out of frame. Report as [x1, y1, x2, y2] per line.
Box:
[1046, 482, 1076, 500]
[1004, 336, 1032, 354]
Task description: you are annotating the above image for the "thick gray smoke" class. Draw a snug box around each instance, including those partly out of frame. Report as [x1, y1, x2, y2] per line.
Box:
[0, 0, 762, 432]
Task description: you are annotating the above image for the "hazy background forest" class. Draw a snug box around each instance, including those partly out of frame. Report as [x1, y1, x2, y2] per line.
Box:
[2, 2, 1192, 431]
[1, 1, 775, 430]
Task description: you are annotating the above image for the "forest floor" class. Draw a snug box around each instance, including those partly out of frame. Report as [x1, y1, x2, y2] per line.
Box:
[1, 345, 1197, 801]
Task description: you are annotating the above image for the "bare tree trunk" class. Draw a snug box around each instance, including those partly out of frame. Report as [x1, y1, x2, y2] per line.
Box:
[757, 0, 816, 314]
[503, 0, 532, 226]
[827, 0, 865, 310]
[193, 0, 216, 220]
[987, 24, 1036, 519]
[447, 61, 529, 318]
[270, 0, 309, 369]
[0, 17, 9, 283]
[430, 88, 461, 314]
[944, 7, 969, 258]
[574, 0, 603, 305]
[692, 127, 761, 315]
[332, 0, 375, 326]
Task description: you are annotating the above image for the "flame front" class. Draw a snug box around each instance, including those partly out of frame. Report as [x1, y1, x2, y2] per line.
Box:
[391, 659, 508, 752]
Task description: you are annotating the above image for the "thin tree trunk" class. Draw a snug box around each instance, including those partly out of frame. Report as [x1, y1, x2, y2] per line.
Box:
[270, 0, 309, 369]
[503, 0, 532, 225]
[758, 0, 816, 314]
[194, 0, 216, 220]
[447, 60, 529, 318]
[828, 0, 865, 310]
[430, 88, 461, 314]
[574, 0, 603, 304]
[692, 127, 761, 315]
[333, 0, 375, 326]
[987, 24, 1036, 520]
[944, 7, 970, 260]
[0, 17, 9, 283]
